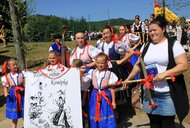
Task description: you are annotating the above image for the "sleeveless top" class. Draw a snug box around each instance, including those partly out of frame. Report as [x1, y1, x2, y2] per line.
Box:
[72, 44, 92, 63]
[92, 69, 111, 89]
[5, 71, 24, 87]
[101, 43, 120, 60]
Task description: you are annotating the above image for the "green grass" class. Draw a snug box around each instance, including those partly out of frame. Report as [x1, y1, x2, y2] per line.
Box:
[0, 41, 97, 68]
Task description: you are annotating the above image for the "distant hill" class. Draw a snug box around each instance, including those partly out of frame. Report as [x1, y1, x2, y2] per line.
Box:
[24, 15, 134, 41]
[90, 18, 134, 29]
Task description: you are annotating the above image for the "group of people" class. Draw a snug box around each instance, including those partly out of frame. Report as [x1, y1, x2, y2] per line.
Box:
[1, 14, 189, 128]
[166, 20, 190, 52]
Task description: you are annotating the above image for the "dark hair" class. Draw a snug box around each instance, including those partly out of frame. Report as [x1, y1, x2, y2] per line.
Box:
[126, 25, 131, 30]
[53, 34, 62, 39]
[135, 18, 140, 21]
[144, 19, 149, 22]
[150, 14, 155, 18]
[102, 25, 114, 33]
[135, 15, 140, 18]
[150, 15, 168, 37]
[150, 15, 168, 29]
[119, 25, 126, 28]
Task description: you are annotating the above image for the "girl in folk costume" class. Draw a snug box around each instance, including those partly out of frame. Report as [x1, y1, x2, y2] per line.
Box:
[1, 58, 25, 128]
[82, 53, 118, 128]
[70, 32, 102, 72]
[45, 50, 68, 72]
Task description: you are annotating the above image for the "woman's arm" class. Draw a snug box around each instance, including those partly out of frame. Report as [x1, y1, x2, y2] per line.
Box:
[123, 59, 141, 89]
[125, 59, 141, 81]
[155, 53, 188, 81]
[116, 49, 134, 65]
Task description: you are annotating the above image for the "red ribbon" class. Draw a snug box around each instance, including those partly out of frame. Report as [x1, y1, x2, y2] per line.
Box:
[114, 78, 122, 85]
[147, 104, 158, 109]
[140, 75, 154, 89]
[94, 89, 113, 122]
[170, 75, 175, 82]
[2, 61, 7, 74]
[133, 51, 142, 55]
[35, 67, 41, 71]
[13, 86, 24, 112]
[82, 110, 88, 118]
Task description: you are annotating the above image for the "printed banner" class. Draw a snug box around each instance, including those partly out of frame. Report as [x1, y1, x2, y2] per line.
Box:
[24, 68, 82, 128]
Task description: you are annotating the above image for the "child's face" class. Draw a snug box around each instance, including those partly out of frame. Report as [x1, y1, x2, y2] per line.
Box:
[55, 38, 61, 43]
[95, 57, 107, 72]
[7, 60, 18, 72]
[48, 53, 58, 65]
[119, 26, 126, 36]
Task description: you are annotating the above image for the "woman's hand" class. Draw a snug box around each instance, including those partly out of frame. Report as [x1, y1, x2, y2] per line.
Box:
[154, 72, 167, 82]
[112, 101, 116, 109]
[122, 79, 129, 90]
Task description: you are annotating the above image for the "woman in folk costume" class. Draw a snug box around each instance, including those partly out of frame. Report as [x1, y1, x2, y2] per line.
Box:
[82, 53, 118, 128]
[70, 32, 101, 126]
[70, 32, 102, 72]
[1, 58, 25, 128]
[96, 25, 127, 60]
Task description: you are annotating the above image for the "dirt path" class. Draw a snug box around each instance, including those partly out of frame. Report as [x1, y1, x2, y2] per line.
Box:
[0, 108, 189, 128]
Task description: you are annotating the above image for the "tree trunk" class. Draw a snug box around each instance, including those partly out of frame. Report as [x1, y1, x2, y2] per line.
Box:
[8, 0, 25, 69]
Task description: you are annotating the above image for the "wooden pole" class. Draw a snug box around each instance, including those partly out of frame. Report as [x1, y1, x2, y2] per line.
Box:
[61, 25, 67, 66]
[114, 76, 174, 92]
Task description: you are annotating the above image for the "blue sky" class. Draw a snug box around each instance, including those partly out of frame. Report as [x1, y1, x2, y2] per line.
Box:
[33, 0, 190, 21]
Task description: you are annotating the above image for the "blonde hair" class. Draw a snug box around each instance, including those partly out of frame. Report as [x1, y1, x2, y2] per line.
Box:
[5, 58, 17, 74]
[43, 50, 59, 67]
[95, 53, 108, 62]
[72, 59, 83, 68]
[48, 50, 59, 56]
